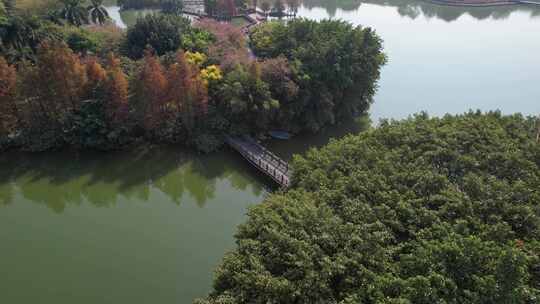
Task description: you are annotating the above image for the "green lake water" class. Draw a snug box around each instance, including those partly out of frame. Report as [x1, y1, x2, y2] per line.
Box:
[2, 1, 540, 303]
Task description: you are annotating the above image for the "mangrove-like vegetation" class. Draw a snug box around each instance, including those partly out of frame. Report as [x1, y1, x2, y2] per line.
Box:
[197, 112, 540, 304]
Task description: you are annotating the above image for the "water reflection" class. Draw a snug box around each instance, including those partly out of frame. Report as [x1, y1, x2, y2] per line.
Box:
[301, 0, 540, 21]
[0, 147, 267, 212]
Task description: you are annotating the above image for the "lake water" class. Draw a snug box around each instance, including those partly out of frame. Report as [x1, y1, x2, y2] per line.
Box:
[0, 148, 270, 304]
[298, 0, 540, 121]
[2, 1, 540, 304]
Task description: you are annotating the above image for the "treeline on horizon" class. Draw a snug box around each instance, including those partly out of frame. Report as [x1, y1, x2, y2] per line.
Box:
[0, 0, 386, 152]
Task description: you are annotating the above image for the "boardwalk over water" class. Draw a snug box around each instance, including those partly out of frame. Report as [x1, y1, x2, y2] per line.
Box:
[226, 136, 291, 188]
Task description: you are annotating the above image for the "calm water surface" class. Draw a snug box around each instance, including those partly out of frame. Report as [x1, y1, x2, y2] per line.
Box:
[2, 1, 540, 304]
[298, 0, 540, 121]
[0, 148, 268, 304]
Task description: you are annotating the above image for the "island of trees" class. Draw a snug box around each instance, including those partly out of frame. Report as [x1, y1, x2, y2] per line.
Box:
[196, 112, 540, 303]
[0, 0, 385, 152]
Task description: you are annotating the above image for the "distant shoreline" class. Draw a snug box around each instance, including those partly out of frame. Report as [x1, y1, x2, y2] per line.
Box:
[425, 0, 536, 7]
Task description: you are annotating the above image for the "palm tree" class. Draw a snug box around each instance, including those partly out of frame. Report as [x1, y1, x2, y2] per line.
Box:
[59, 0, 88, 26]
[87, 0, 110, 25]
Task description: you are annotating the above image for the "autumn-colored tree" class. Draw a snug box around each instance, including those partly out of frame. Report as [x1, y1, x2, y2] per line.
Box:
[84, 56, 107, 99]
[196, 19, 249, 71]
[104, 53, 129, 124]
[21, 42, 87, 126]
[166, 51, 208, 133]
[131, 50, 168, 132]
[0, 56, 18, 134]
[260, 56, 298, 126]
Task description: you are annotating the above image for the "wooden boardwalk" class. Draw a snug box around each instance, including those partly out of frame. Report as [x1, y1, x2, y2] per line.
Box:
[226, 136, 291, 188]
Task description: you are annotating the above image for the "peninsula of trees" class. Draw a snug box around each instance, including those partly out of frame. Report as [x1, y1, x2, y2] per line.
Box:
[197, 112, 540, 303]
[0, 0, 385, 152]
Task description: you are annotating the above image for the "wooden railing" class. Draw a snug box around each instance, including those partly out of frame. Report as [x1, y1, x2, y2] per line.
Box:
[226, 136, 291, 188]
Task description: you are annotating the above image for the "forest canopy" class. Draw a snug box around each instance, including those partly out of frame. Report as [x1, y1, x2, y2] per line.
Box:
[197, 112, 540, 304]
[0, 14, 386, 153]
[250, 19, 386, 132]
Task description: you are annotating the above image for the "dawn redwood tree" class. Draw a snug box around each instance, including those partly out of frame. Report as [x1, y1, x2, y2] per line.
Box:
[104, 53, 129, 125]
[22, 42, 87, 125]
[166, 51, 208, 133]
[132, 51, 168, 132]
[84, 56, 107, 99]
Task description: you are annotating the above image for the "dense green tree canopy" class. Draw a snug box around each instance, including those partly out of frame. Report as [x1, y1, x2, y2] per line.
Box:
[123, 14, 212, 58]
[197, 112, 540, 303]
[0, 15, 62, 62]
[250, 19, 386, 132]
[160, 0, 184, 15]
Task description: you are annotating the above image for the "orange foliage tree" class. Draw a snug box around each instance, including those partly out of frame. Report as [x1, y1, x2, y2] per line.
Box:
[166, 51, 208, 133]
[132, 50, 168, 132]
[104, 53, 129, 125]
[21, 42, 88, 126]
[196, 19, 249, 71]
[84, 56, 108, 99]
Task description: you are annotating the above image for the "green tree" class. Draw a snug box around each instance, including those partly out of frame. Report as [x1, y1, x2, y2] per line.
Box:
[161, 0, 184, 15]
[217, 62, 278, 132]
[198, 112, 540, 304]
[0, 15, 61, 62]
[123, 14, 211, 59]
[250, 19, 386, 132]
